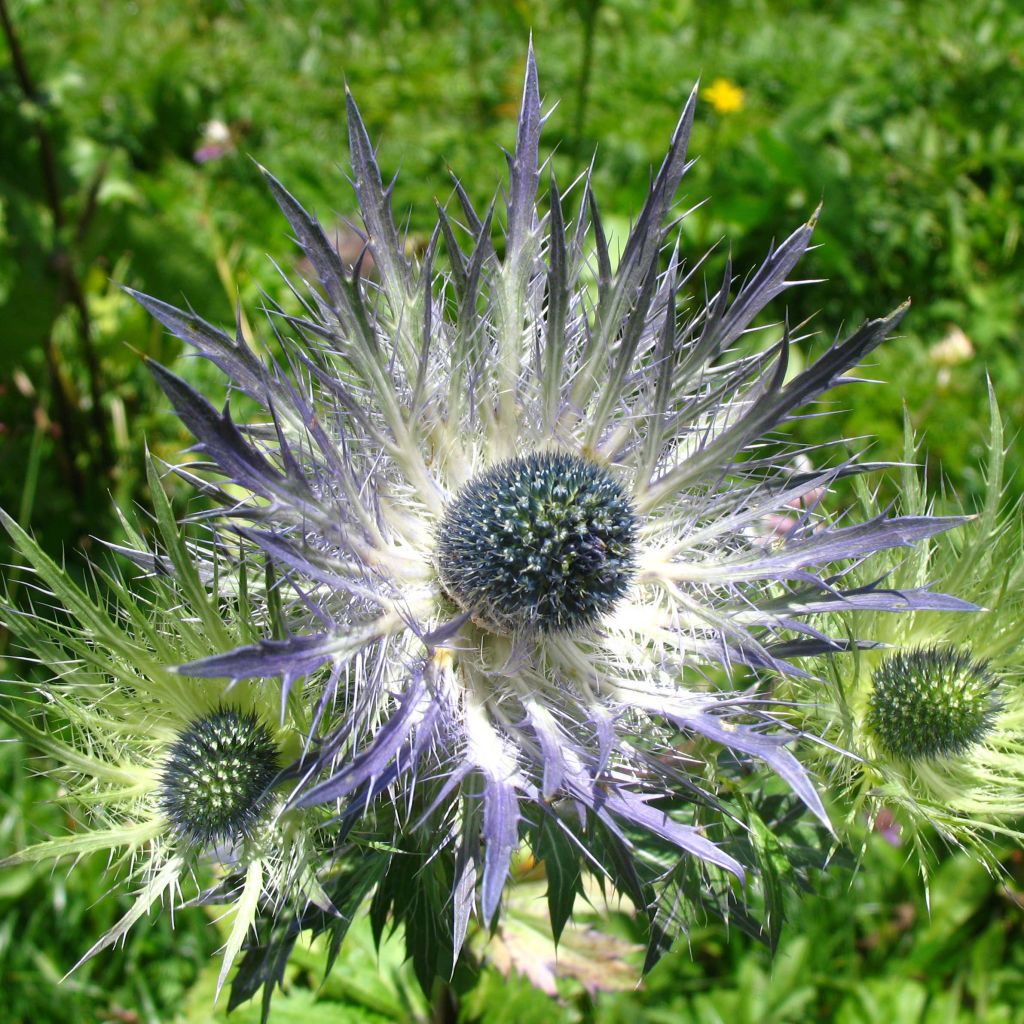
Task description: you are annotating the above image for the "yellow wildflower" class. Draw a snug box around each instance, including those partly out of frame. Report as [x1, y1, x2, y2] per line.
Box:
[703, 77, 745, 114]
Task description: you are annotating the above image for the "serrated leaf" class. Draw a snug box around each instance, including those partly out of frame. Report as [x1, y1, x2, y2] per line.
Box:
[532, 817, 582, 944]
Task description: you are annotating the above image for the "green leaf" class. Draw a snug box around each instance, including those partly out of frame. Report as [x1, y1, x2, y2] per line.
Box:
[531, 816, 582, 943]
[0, 699, 138, 785]
[145, 454, 232, 650]
[216, 857, 264, 1003]
[0, 818, 163, 867]
[0, 509, 164, 678]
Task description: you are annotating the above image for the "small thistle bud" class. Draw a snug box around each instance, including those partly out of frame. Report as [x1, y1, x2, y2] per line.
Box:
[436, 452, 637, 634]
[160, 708, 280, 847]
[867, 646, 1002, 761]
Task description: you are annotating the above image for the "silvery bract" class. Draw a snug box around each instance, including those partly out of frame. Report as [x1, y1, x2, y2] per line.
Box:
[2, 46, 973, 1012]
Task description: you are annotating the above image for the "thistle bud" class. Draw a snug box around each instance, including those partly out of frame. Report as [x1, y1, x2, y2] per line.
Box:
[867, 646, 1001, 762]
[159, 707, 280, 847]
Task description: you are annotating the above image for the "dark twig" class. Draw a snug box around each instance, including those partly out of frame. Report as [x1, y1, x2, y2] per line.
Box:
[0, 0, 113, 472]
[571, 0, 602, 155]
[430, 978, 459, 1024]
[40, 337, 84, 497]
[74, 159, 108, 246]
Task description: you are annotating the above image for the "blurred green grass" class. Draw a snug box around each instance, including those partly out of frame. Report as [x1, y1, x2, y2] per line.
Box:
[0, 730, 214, 1023]
[2, 0, 1023, 1020]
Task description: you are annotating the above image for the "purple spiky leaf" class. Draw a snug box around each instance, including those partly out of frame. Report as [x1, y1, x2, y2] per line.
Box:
[345, 88, 411, 297]
[506, 42, 542, 265]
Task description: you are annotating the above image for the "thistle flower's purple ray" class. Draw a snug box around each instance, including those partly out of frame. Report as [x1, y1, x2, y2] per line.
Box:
[654, 628, 801, 681]
[147, 362, 291, 500]
[414, 226, 441, 409]
[101, 541, 173, 578]
[662, 706, 830, 831]
[178, 630, 360, 682]
[234, 528, 385, 605]
[522, 700, 569, 798]
[259, 167, 366, 339]
[451, 830, 479, 962]
[705, 515, 968, 584]
[733, 583, 979, 624]
[585, 258, 662, 444]
[420, 612, 474, 649]
[587, 704, 618, 779]
[345, 87, 411, 299]
[645, 257, 680, 413]
[595, 788, 745, 882]
[649, 303, 911, 504]
[126, 289, 273, 401]
[460, 204, 496, 335]
[767, 637, 885, 658]
[503, 720, 746, 883]
[659, 586, 812, 677]
[540, 175, 568, 426]
[721, 639, 812, 678]
[544, 742, 745, 882]
[295, 669, 433, 808]
[435, 204, 470, 297]
[655, 458, 851, 550]
[277, 327, 394, 446]
[449, 173, 497, 266]
[659, 338, 787, 448]
[676, 219, 816, 387]
[563, 89, 698, 425]
[620, 83, 698, 277]
[586, 186, 612, 300]
[335, 699, 444, 813]
[506, 41, 542, 266]
[480, 773, 520, 925]
[147, 361, 394, 552]
[280, 680, 384, 789]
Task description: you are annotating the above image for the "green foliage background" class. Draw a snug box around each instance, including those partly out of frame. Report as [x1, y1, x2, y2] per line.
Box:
[1, 0, 1022, 1020]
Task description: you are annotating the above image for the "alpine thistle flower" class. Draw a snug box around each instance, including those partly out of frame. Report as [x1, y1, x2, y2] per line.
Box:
[0, 484, 334, 1003]
[2, 47, 974, 1007]
[435, 451, 637, 634]
[786, 398, 1024, 869]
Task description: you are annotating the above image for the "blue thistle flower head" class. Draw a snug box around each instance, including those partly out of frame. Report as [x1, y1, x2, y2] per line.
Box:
[119, 46, 969, 996]
[436, 451, 637, 634]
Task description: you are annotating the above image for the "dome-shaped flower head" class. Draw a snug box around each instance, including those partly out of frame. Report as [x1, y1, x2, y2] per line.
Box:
[126, 48, 966, 988]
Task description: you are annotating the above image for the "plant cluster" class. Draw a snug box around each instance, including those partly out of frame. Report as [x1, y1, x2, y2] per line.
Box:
[2, 37, 1022, 1024]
